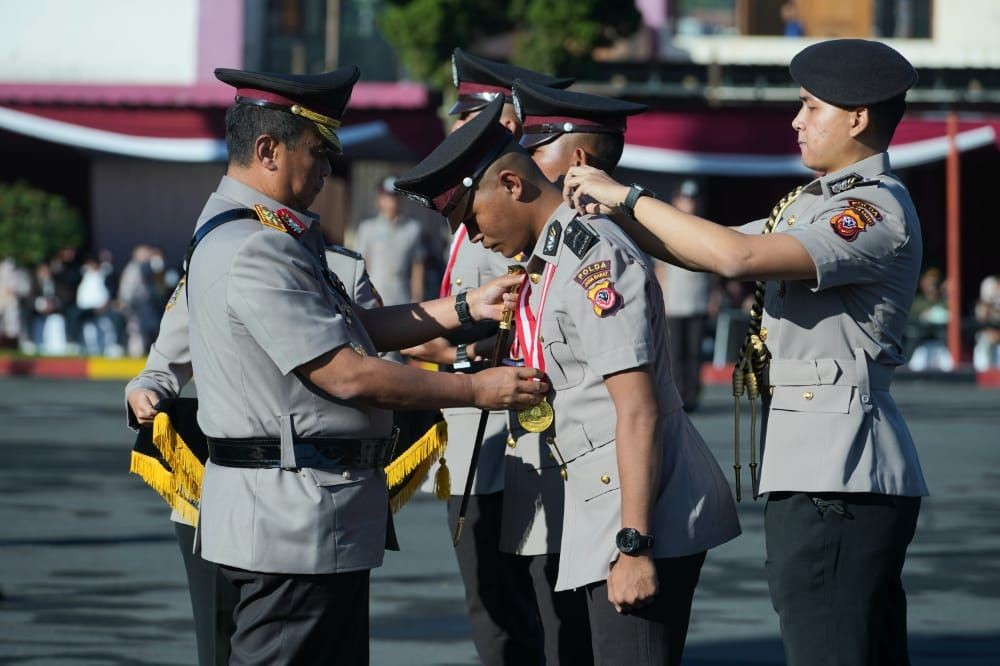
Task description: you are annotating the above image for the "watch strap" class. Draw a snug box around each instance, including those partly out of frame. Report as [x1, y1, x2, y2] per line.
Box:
[620, 183, 652, 218]
[453, 343, 472, 370]
[455, 291, 474, 329]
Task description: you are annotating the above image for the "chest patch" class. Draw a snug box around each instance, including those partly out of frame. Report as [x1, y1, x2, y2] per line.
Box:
[564, 219, 598, 258]
[574, 259, 622, 317]
[829, 199, 882, 241]
[543, 221, 562, 256]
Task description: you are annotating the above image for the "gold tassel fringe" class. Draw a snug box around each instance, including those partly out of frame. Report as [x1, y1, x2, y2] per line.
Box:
[152, 412, 205, 503]
[383, 420, 448, 489]
[129, 450, 200, 523]
[389, 457, 435, 514]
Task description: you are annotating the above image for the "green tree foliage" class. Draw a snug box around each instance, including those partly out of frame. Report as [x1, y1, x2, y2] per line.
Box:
[379, 0, 641, 85]
[0, 182, 84, 266]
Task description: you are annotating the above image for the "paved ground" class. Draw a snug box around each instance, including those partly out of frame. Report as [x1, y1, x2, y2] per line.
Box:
[0, 377, 998, 665]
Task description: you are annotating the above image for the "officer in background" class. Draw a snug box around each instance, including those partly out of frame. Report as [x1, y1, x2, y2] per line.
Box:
[185, 66, 545, 664]
[502, 78, 648, 665]
[396, 97, 740, 666]
[403, 47, 573, 666]
[125, 243, 381, 666]
[563, 39, 928, 665]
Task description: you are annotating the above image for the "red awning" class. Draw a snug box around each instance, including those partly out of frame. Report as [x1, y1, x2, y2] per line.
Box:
[621, 109, 1000, 175]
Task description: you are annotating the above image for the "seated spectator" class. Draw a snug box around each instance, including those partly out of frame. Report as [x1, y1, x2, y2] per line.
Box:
[907, 267, 953, 371]
[974, 275, 1000, 371]
[76, 256, 125, 357]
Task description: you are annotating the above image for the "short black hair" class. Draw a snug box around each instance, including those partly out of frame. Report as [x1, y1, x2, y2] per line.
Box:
[581, 133, 625, 173]
[224, 104, 313, 167]
[865, 94, 907, 145]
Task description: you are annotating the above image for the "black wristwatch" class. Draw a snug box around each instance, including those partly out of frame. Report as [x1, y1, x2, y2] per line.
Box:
[619, 183, 656, 219]
[453, 343, 472, 371]
[616, 527, 654, 556]
[455, 291, 474, 329]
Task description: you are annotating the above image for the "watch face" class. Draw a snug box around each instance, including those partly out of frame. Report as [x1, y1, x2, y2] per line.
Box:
[616, 528, 639, 553]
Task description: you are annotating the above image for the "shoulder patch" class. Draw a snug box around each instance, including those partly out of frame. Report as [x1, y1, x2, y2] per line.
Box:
[829, 199, 882, 241]
[164, 276, 185, 311]
[254, 204, 287, 233]
[564, 219, 598, 259]
[543, 221, 562, 256]
[326, 244, 363, 260]
[574, 259, 623, 317]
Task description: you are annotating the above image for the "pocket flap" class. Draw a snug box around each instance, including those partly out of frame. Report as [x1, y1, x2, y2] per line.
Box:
[770, 385, 853, 414]
[569, 443, 620, 501]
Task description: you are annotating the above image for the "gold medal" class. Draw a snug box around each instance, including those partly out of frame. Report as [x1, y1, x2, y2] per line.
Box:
[518, 398, 554, 433]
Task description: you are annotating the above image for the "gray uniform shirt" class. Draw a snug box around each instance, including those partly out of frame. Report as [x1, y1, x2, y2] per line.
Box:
[355, 214, 425, 306]
[124, 243, 381, 527]
[736, 153, 928, 496]
[187, 176, 391, 574]
[505, 202, 741, 591]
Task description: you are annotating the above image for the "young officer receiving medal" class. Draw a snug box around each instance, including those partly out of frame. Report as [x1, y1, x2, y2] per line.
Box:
[396, 96, 740, 666]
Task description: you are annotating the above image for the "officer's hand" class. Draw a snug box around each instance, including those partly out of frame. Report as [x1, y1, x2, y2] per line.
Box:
[467, 274, 524, 322]
[471, 366, 548, 410]
[401, 336, 454, 364]
[127, 388, 161, 426]
[563, 166, 630, 216]
[607, 554, 658, 614]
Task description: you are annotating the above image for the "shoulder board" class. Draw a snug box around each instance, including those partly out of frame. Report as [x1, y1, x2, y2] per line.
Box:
[828, 174, 881, 195]
[253, 204, 288, 233]
[326, 244, 363, 261]
[564, 218, 599, 259]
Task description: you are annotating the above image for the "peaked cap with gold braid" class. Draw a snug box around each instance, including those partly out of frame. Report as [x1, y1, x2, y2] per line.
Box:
[215, 65, 360, 154]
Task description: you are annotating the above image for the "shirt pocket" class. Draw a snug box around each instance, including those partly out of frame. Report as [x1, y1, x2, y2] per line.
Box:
[543, 315, 584, 390]
[570, 443, 620, 502]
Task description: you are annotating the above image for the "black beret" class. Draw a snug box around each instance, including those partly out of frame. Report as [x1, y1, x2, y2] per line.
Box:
[450, 48, 574, 115]
[513, 79, 648, 149]
[215, 66, 361, 152]
[789, 39, 917, 107]
[395, 96, 515, 229]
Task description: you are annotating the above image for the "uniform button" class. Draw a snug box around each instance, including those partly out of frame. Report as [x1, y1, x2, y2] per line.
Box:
[787, 215, 797, 226]
[342, 470, 352, 480]
[600, 474, 611, 485]
[803, 391, 814, 400]
[546, 436, 556, 445]
[507, 434, 517, 449]
[529, 273, 541, 284]
[861, 394, 870, 404]
[455, 278, 463, 286]
[538, 335, 545, 344]
[769, 385, 775, 396]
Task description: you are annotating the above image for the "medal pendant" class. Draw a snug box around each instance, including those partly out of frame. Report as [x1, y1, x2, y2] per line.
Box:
[518, 398, 554, 433]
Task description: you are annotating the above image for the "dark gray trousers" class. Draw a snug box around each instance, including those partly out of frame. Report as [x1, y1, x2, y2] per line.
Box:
[447, 493, 544, 665]
[584, 552, 706, 666]
[220, 565, 370, 666]
[527, 553, 594, 665]
[174, 522, 238, 666]
[765, 491, 921, 666]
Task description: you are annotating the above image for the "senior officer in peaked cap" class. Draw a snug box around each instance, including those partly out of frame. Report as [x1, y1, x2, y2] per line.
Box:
[563, 39, 928, 666]
[396, 97, 740, 666]
[186, 66, 546, 665]
[402, 48, 576, 666]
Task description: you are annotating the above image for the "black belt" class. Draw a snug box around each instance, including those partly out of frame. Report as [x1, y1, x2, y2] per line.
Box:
[208, 431, 397, 470]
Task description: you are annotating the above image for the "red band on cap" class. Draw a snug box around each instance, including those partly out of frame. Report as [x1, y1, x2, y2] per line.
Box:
[457, 82, 512, 100]
[235, 88, 340, 120]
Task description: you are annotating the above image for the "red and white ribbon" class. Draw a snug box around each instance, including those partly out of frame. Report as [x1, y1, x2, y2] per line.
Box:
[511, 263, 556, 371]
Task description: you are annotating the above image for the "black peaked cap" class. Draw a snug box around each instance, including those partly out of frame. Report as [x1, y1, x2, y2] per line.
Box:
[395, 96, 513, 222]
[215, 66, 361, 122]
[513, 78, 647, 148]
[789, 39, 917, 107]
[450, 48, 574, 115]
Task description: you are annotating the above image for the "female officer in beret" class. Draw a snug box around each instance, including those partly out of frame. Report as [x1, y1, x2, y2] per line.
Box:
[563, 38, 928, 666]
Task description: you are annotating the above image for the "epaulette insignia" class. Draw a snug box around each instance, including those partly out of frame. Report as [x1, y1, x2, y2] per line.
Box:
[275, 208, 308, 237]
[164, 277, 185, 311]
[564, 219, 598, 259]
[829, 174, 881, 195]
[254, 204, 287, 233]
[574, 259, 623, 317]
[327, 244, 363, 260]
[830, 199, 882, 242]
[543, 221, 562, 256]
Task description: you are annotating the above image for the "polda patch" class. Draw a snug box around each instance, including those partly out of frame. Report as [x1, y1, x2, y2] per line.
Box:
[574, 259, 622, 316]
[829, 199, 882, 241]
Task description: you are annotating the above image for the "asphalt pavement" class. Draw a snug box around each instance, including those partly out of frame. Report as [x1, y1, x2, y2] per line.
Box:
[0, 377, 997, 665]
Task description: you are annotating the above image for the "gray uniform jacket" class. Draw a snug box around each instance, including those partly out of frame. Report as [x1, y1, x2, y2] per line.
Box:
[505, 202, 741, 591]
[124, 243, 381, 527]
[423, 237, 513, 496]
[186, 176, 391, 575]
[737, 153, 929, 497]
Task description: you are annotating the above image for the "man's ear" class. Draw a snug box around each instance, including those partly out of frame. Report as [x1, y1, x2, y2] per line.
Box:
[849, 107, 870, 139]
[254, 135, 280, 171]
[498, 169, 523, 200]
[572, 146, 589, 168]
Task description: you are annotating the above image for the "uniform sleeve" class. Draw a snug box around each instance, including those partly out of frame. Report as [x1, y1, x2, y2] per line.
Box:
[228, 231, 352, 376]
[124, 281, 192, 430]
[352, 260, 383, 309]
[733, 217, 767, 235]
[783, 195, 910, 290]
[562, 243, 656, 378]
